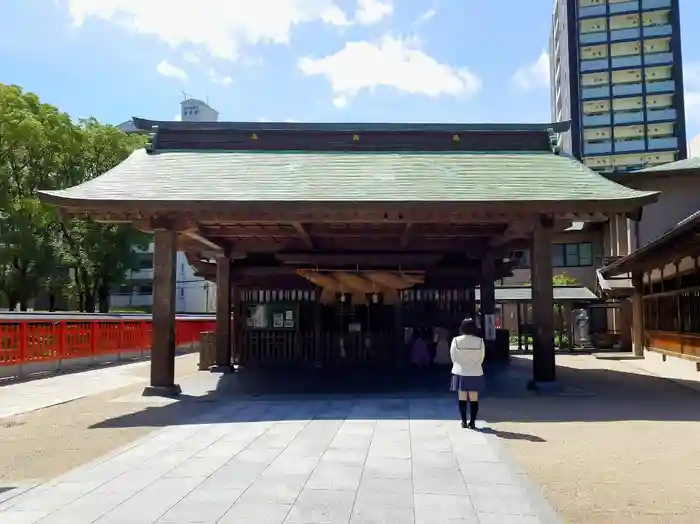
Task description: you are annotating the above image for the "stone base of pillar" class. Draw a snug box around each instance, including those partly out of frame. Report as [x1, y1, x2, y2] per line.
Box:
[142, 384, 182, 397]
[526, 380, 563, 394]
[210, 364, 235, 373]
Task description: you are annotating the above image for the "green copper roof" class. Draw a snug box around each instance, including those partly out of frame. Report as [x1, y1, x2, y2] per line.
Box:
[640, 157, 700, 173]
[40, 149, 655, 204]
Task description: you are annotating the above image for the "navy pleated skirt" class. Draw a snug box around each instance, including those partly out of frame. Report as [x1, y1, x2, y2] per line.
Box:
[450, 374, 485, 393]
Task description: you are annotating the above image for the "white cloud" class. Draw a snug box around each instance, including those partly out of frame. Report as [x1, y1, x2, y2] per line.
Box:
[65, 0, 351, 61]
[208, 70, 233, 86]
[156, 59, 188, 80]
[684, 63, 700, 124]
[512, 51, 550, 91]
[418, 8, 436, 22]
[183, 52, 200, 64]
[355, 0, 393, 25]
[298, 36, 481, 108]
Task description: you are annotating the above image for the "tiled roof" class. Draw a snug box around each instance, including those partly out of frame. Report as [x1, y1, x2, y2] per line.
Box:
[40, 149, 655, 204]
[640, 157, 700, 173]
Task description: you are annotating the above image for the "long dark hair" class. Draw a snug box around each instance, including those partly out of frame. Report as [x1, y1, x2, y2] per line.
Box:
[458, 318, 477, 336]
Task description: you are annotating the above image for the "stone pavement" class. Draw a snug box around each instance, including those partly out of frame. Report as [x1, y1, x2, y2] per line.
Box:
[0, 362, 151, 419]
[0, 397, 561, 524]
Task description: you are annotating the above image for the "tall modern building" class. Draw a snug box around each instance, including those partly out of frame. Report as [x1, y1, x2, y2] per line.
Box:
[550, 0, 688, 173]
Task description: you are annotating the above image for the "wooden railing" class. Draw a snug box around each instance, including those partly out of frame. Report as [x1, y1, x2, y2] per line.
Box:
[0, 314, 215, 367]
[645, 330, 700, 361]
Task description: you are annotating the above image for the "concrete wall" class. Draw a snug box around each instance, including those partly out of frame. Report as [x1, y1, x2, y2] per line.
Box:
[625, 174, 700, 247]
[501, 229, 603, 290]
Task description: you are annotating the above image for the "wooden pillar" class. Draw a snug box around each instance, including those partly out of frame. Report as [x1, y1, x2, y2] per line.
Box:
[631, 272, 645, 357]
[480, 255, 496, 334]
[212, 257, 232, 371]
[143, 229, 181, 397]
[231, 284, 241, 366]
[530, 216, 556, 384]
[393, 295, 404, 366]
[516, 302, 522, 352]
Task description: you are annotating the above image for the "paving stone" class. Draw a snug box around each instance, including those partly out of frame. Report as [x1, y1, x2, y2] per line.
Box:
[467, 484, 536, 516]
[240, 473, 309, 504]
[267, 455, 321, 476]
[363, 457, 412, 479]
[458, 460, 521, 485]
[306, 463, 364, 491]
[219, 500, 292, 524]
[413, 493, 478, 524]
[413, 468, 468, 496]
[350, 505, 415, 524]
[285, 489, 356, 524]
[37, 491, 138, 524]
[477, 514, 544, 524]
[164, 457, 228, 478]
[197, 462, 264, 491]
[321, 448, 368, 465]
[8, 482, 103, 513]
[0, 510, 51, 524]
[354, 477, 414, 509]
[411, 451, 460, 471]
[93, 477, 206, 524]
[157, 488, 242, 523]
[0, 396, 562, 524]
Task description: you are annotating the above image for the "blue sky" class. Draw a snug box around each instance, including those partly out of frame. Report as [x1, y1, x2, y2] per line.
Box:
[1, 0, 699, 139]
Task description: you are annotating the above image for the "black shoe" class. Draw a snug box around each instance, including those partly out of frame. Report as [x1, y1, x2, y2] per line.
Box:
[467, 422, 476, 430]
[461, 421, 468, 428]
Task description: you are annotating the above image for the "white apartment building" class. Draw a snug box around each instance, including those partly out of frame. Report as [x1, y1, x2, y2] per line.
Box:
[111, 98, 219, 313]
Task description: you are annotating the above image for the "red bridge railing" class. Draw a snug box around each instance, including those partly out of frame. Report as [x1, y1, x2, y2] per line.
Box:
[0, 314, 215, 367]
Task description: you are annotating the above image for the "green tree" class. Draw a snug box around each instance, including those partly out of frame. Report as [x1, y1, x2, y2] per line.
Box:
[59, 118, 149, 312]
[552, 273, 579, 286]
[0, 84, 80, 310]
[0, 84, 148, 312]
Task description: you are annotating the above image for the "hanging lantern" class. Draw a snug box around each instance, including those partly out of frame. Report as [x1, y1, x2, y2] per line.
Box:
[372, 293, 379, 304]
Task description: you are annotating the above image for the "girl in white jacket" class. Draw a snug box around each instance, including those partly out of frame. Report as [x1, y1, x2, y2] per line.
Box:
[449, 318, 485, 429]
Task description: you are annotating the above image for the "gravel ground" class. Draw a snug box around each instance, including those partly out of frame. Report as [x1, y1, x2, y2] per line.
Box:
[0, 353, 203, 484]
[487, 355, 700, 524]
[1, 352, 699, 523]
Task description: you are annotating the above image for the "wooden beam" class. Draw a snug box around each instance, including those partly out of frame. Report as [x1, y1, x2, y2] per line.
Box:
[400, 223, 413, 248]
[291, 222, 314, 249]
[183, 229, 225, 254]
[489, 218, 535, 248]
[274, 252, 444, 267]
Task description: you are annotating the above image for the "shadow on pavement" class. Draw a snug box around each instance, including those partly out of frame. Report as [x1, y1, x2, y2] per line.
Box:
[478, 427, 546, 442]
[89, 355, 700, 432]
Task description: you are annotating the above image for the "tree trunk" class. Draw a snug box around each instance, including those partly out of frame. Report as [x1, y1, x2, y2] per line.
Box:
[98, 283, 110, 313]
[84, 293, 96, 313]
[19, 299, 28, 312]
[48, 292, 56, 312]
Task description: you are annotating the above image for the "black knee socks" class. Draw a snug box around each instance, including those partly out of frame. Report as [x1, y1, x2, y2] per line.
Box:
[469, 400, 479, 425]
[458, 400, 467, 423]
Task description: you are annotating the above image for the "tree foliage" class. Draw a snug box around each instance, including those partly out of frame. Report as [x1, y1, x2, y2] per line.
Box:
[0, 83, 148, 312]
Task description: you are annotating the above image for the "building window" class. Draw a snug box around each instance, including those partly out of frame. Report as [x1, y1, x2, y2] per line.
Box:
[136, 253, 153, 270]
[137, 285, 153, 295]
[553, 243, 594, 267]
[518, 243, 594, 269]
